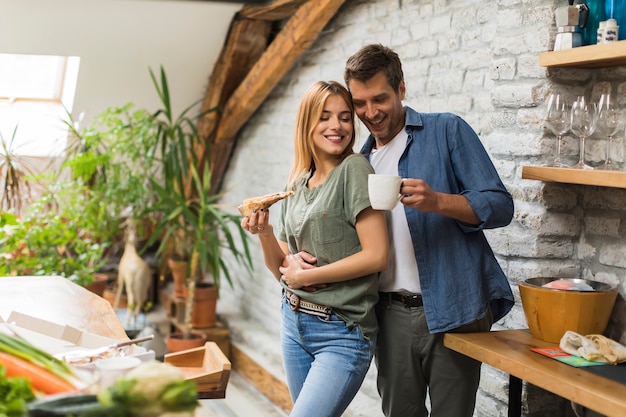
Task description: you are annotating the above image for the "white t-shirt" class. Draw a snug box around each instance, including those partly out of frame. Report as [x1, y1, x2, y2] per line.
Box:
[369, 130, 421, 294]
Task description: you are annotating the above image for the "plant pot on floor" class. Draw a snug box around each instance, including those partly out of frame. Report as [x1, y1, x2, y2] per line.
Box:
[166, 330, 207, 353]
[103, 283, 128, 309]
[190, 282, 218, 329]
[84, 272, 109, 297]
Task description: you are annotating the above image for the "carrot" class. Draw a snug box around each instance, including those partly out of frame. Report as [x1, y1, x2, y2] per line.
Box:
[0, 350, 78, 395]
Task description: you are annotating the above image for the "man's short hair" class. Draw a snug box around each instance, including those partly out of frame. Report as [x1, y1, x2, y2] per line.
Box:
[344, 44, 404, 93]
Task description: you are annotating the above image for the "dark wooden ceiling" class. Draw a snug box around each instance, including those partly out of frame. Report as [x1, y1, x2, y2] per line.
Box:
[195, 0, 346, 191]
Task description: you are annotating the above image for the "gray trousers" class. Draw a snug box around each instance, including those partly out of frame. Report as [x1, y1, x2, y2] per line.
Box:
[375, 297, 493, 417]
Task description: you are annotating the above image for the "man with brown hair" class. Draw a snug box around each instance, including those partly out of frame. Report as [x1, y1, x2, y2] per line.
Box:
[344, 43, 515, 417]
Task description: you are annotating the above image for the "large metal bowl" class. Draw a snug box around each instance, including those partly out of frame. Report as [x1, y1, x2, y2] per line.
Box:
[522, 277, 616, 292]
[519, 277, 618, 343]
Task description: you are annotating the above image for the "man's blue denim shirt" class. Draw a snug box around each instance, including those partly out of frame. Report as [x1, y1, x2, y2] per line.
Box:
[360, 106, 515, 333]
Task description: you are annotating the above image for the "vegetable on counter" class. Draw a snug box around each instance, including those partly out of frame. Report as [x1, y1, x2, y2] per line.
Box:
[0, 363, 35, 417]
[0, 351, 77, 396]
[25, 393, 102, 417]
[0, 330, 199, 417]
[91, 361, 199, 417]
[0, 332, 80, 395]
[26, 361, 200, 417]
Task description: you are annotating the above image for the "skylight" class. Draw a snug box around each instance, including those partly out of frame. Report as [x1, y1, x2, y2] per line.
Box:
[0, 53, 80, 157]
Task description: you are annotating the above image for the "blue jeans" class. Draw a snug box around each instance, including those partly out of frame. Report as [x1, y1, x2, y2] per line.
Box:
[281, 299, 376, 417]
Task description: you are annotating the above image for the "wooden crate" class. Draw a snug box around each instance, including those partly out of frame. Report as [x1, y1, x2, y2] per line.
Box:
[164, 341, 231, 399]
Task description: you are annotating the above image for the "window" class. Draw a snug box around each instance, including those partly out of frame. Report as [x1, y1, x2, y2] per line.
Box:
[0, 53, 80, 157]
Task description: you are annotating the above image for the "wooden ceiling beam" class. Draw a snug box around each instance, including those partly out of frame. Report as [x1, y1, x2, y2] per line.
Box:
[199, 0, 346, 191]
[216, 0, 346, 144]
[196, 17, 272, 161]
[239, 0, 307, 21]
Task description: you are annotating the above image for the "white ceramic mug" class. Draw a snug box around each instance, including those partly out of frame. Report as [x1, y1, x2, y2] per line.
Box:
[368, 174, 403, 210]
[95, 356, 142, 388]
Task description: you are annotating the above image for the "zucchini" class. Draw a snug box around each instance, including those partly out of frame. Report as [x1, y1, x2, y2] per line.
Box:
[26, 393, 100, 416]
[26, 393, 132, 417]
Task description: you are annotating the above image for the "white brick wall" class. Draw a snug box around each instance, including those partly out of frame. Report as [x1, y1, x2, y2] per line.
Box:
[218, 1, 626, 416]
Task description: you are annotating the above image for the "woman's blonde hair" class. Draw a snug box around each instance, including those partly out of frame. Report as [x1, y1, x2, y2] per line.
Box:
[286, 81, 355, 190]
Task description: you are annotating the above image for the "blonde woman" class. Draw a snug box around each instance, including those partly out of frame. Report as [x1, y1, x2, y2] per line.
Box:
[241, 81, 388, 417]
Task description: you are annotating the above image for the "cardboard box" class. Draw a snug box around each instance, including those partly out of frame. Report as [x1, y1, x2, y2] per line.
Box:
[0, 311, 155, 365]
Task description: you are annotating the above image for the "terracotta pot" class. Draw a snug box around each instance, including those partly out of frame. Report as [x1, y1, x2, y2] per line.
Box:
[84, 272, 109, 297]
[167, 258, 188, 298]
[103, 285, 127, 309]
[166, 331, 207, 353]
[191, 282, 218, 329]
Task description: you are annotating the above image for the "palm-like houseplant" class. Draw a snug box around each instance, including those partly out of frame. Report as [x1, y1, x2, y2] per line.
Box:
[143, 66, 216, 261]
[149, 158, 252, 336]
[143, 67, 253, 342]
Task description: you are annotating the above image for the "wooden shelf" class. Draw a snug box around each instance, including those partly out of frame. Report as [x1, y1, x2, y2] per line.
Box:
[522, 165, 626, 188]
[539, 40, 626, 68]
[534, 42, 626, 188]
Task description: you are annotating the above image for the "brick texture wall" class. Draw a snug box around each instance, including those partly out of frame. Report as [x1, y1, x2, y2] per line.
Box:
[217, 1, 626, 416]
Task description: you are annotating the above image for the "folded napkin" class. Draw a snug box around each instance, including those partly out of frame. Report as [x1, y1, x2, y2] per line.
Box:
[560, 331, 626, 365]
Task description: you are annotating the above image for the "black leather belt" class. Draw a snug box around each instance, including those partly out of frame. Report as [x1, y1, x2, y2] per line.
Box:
[285, 290, 333, 320]
[383, 292, 423, 308]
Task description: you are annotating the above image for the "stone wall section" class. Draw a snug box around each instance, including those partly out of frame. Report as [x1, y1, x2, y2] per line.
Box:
[218, 1, 626, 416]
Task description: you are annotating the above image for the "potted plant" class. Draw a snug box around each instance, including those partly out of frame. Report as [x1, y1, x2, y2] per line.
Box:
[49, 101, 165, 301]
[127, 66, 252, 349]
[0, 123, 117, 294]
[139, 65, 224, 291]
[0, 182, 110, 294]
[149, 157, 253, 350]
[60, 103, 159, 247]
[0, 102, 170, 297]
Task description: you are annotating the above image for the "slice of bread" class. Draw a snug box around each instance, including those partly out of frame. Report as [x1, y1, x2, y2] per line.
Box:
[237, 191, 294, 217]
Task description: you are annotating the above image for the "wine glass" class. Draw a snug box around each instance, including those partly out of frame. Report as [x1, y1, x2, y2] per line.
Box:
[544, 93, 570, 167]
[570, 96, 597, 170]
[596, 93, 624, 170]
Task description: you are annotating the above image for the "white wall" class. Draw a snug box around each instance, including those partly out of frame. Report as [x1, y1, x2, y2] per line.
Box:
[0, 0, 241, 123]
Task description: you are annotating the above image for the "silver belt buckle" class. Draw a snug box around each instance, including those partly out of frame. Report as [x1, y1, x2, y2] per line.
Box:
[288, 291, 300, 311]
